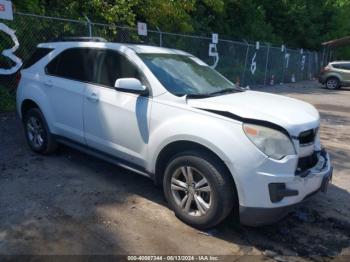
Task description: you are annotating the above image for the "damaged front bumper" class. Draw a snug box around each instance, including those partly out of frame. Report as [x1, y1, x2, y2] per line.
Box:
[239, 149, 333, 227]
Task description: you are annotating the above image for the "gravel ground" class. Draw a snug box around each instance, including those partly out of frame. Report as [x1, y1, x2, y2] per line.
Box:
[0, 81, 349, 260]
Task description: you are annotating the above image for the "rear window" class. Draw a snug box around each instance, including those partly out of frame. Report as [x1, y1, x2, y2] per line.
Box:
[22, 48, 53, 69]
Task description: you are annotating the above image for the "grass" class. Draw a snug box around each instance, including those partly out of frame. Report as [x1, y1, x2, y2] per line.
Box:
[0, 87, 16, 112]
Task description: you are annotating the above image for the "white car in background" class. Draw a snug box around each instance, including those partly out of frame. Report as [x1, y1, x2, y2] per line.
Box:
[16, 37, 333, 228]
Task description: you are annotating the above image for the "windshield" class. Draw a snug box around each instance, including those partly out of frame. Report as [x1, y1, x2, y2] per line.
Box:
[138, 53, 239, 97]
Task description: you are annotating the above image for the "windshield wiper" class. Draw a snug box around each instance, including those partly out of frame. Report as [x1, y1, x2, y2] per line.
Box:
[208, 88, 239, 96]
[184, 94, 212, 99]
[181, 89, 239, 99]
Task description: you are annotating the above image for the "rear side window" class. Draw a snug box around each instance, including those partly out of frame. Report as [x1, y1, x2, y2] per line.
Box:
[46, 48, 98, 82]
[333, 63, 350, 70]
[22, 48, 53, 69]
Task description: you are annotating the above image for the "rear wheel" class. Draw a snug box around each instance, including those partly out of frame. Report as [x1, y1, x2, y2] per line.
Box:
[163, 150, 236, 229]
[24, 108, 57, 154]
[326, 77, 340, 90]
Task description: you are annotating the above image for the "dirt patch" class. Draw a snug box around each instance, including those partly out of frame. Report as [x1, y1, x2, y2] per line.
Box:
[315, 104, 350, 114]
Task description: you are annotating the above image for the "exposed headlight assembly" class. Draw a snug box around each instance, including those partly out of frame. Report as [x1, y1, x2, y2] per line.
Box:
[243, 123, 296, 160]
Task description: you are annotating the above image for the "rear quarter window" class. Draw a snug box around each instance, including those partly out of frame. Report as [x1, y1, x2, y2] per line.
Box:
[22, 48, 54, 69]
[332, 63, 350, 70]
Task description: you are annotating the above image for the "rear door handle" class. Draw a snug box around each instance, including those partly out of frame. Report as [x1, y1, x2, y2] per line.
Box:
[44, 80, 53, 87]
[87, 93, 99, 102]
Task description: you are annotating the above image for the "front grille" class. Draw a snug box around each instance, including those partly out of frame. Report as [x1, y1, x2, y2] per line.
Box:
[296, 151, 318, 176]
[298, 129, 316, 144]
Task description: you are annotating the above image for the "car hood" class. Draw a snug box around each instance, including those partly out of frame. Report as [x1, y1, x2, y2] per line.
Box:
[187, 90, 320, 136]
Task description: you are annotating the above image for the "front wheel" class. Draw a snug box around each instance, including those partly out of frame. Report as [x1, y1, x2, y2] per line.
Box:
[163, 151, 236, 229]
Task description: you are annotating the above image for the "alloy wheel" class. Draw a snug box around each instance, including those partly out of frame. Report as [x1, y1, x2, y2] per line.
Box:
[170, 166, 212, 216]
[26, 116, 44, 148]
[326, 79, 338, 89]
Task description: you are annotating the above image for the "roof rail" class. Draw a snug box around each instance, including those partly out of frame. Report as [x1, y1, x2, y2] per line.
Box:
[54, 37, 108, 42]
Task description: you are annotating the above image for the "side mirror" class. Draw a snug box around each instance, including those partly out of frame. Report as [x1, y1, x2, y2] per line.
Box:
[114, 78, 148, 95]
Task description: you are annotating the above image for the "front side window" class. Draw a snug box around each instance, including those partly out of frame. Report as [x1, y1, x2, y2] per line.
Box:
[46, 48, 98, 82]
[138, 53, 238, 96]
[94, 50, 146, 88]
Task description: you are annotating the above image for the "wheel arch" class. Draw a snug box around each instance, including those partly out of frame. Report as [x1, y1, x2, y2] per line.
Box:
[326, 75, 341, 82]
[154, 140, 237, 191]
[18, 85, 56, 133]
[21, 99, 40, 119]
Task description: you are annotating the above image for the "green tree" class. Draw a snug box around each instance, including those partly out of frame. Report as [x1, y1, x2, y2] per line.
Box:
[10, 0, 350, 58]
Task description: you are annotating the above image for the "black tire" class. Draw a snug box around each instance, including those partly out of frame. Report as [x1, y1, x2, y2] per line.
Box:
[163, 150, 236, 229]
[325, 77, 340, 90]
[23, 108, 57, 154]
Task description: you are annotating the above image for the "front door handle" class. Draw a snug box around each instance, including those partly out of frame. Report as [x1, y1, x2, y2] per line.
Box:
[87, 93, 99, 102]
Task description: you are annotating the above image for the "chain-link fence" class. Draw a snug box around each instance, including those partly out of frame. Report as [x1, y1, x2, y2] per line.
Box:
[0, 12, 325, 90]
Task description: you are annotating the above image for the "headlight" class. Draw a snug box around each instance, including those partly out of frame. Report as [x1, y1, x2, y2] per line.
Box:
[243, 123, 296, 160]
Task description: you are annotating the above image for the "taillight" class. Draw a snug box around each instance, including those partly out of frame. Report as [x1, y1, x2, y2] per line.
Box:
[321, 66, 331, 73]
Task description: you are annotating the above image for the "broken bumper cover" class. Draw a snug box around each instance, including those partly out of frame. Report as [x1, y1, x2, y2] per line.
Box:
[239, 149, 333, 227]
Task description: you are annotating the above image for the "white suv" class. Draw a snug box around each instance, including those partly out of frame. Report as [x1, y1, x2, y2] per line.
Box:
[16, 38, 333, 228]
